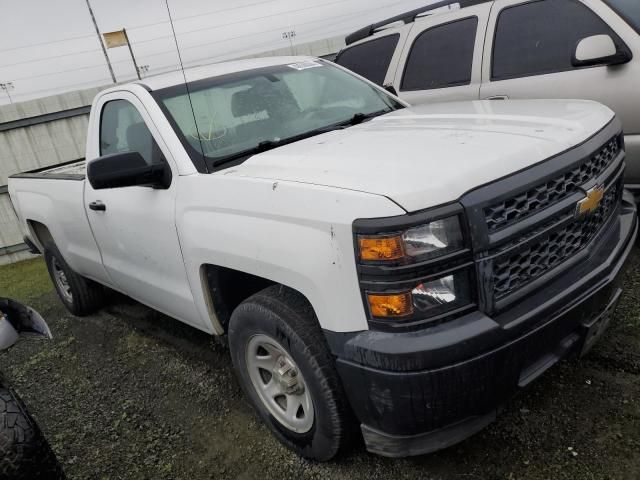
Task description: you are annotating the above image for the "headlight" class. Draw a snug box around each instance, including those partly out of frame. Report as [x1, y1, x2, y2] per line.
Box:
[355, 207, 474, 328]
[402, 217, 463, 259]
[411, 272, 471, 317]
[358, 215, 464, 263]
[366, 271, 472, 320]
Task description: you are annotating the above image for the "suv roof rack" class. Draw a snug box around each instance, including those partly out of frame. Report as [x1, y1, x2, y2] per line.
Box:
[345, 0, 491, 46]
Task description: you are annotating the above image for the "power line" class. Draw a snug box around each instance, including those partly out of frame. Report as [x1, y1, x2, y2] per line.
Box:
[127, 0, 281, 31]
[132, 1, 351, 48]
[163, 0, 347, 40]
[10, 63, 109, 82]
[8, 53, 159, 82]
[123, 0, 412, 62]
[0, 2, 280, 53]
[0, 32, 96, 54]
[0, 1, 343, 68]
[1, 47, 103, 69]
[0, 0, 417, 72]
[8, 77, 112, 99]
[3, 0, 427, 101]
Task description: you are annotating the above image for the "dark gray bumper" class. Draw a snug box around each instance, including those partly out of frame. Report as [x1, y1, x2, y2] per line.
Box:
[326, 195, 637, 457]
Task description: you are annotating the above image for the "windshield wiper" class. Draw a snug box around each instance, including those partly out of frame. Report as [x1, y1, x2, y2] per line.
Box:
[342, 108, 393, 127]
[211, 140, 284, 168]
[211, 109, 394, 169]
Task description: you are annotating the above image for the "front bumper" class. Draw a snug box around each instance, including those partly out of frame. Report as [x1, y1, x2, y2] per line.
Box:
[325, 195, 637, 458]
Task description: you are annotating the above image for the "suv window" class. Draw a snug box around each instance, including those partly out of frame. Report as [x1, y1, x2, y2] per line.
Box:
[493, 0, 623, 80]
[335, 34, 399, 86]
[401, 17, 478, 91]
[100, 99, 163, 165]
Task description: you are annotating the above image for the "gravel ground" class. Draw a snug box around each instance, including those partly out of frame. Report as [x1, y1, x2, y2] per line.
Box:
[0, 252, 639, 480]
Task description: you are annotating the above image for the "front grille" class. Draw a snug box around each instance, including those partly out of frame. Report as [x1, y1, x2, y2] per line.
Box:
[492, 182, 622, 300]
[485, 136, 621, 233]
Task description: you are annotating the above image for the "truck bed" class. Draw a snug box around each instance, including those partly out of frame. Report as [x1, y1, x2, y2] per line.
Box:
[9, 159, 86, 181]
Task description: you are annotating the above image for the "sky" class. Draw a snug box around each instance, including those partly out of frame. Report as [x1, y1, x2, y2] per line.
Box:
[0, 0, 437, 105]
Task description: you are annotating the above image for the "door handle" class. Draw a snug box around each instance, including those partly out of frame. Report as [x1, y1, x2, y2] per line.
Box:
[89, 201, 106, 212]
[485, 95, 509, 100]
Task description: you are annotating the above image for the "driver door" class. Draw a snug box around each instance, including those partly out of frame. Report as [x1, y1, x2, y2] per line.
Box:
[84, 92, 201, 328]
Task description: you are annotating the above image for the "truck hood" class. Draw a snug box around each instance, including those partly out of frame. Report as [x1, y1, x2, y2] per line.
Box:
[231, 99, 615, 213]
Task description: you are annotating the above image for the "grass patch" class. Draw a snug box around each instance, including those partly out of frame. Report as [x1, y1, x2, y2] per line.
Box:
[0, 257, 52, 302]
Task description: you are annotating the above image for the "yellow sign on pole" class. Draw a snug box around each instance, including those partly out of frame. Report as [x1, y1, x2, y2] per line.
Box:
[103, 30, 128, 49]
[102, 28, 141, 80]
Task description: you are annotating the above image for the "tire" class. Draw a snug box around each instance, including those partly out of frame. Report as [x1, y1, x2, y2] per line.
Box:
[228, 285, 355, 461]
[0, 375, 65, 480]
[43, 241, 104, 316]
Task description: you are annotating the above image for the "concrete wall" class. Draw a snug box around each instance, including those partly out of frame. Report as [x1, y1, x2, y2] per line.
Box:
[0, 35, 345, 264]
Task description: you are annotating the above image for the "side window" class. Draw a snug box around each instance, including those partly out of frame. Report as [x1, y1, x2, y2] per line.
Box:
[100, 100, 163, 165]
[335, 34, 400, 86]
[493, 0, 624, 80]
[401, 17, 478, 91]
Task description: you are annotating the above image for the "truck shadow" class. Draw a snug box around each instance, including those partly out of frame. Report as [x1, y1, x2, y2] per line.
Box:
[103, 290, 228, 366]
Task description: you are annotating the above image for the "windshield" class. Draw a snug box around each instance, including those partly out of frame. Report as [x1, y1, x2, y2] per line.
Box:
[605, 0, 640, 33]
[153, 60, 403, 170]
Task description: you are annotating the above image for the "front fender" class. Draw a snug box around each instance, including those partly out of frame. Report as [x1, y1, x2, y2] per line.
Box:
[176, 175, 405, 334]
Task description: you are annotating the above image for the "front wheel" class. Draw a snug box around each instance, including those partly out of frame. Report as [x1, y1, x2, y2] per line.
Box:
[228, 285, 355, 461]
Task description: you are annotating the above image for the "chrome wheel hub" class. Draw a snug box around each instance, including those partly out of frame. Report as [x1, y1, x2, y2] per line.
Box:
[245, 334, 314, 433]
[52, 258, 73, 303]
[274, 355, 304, 396]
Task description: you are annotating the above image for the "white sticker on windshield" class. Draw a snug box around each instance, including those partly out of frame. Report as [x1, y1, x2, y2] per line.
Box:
[287, 60, 323, 71]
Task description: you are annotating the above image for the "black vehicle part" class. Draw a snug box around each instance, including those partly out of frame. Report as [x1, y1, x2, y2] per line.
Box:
[43, 241, 105, 316]
[0, 376, 65, 480]
[325, 196, 636, 457]
[22, 237, 40, 255]
[228, 285, 356, 461]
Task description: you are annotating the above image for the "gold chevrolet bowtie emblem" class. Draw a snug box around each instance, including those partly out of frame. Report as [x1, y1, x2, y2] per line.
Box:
[576, 185, 605, 216]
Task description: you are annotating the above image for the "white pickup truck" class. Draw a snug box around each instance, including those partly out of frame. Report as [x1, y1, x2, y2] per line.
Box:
[8, 56, 637, 460]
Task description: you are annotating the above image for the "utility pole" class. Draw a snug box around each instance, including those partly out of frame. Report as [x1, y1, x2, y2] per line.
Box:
[85, 0, 117, 83]
[122, 28, 141, 80]
[0, 82, 14, 104]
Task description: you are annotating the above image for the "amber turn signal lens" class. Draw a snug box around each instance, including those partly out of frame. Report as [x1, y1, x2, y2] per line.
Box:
[367, 292, 414, 318]
[359, 235, 405, 261]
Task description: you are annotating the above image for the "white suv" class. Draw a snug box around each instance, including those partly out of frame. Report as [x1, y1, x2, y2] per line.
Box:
[335, 0, 640, 196]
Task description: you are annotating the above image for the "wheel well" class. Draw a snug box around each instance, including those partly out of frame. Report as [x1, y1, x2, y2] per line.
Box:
[27, 220, 53, 251]
[203, 265, 276, 332]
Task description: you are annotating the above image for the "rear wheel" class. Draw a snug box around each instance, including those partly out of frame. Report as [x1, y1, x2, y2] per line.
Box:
[228, 285, 355, 461]
[44, 242, 104, 316]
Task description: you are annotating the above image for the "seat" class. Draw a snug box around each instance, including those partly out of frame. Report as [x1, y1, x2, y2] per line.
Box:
[125, 122, 155, 165]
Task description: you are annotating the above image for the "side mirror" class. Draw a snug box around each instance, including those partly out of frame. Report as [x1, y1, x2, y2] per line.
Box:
[573, 34, 632, 68]
[87, 152, 171, 190]
[383, 84, 398, 96]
